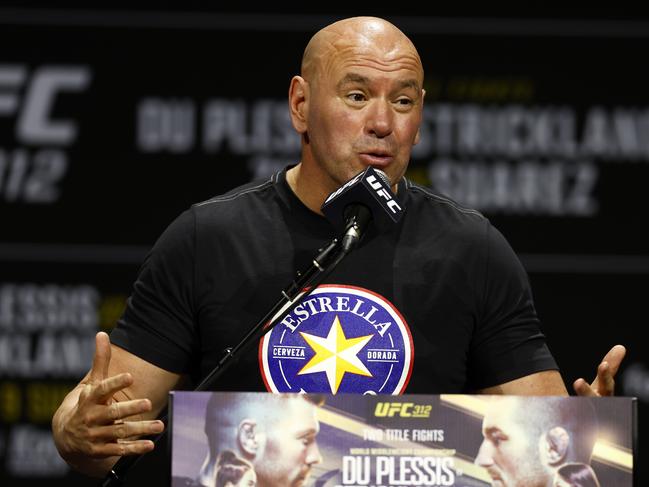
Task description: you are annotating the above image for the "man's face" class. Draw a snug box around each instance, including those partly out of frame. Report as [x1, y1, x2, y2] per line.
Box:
[300, 32, 424, 194]
[253, 398, 322, 487]
[475, 398, 551, 487]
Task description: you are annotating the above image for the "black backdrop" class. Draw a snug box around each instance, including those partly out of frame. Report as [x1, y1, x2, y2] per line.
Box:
[1, 6, 647, 486]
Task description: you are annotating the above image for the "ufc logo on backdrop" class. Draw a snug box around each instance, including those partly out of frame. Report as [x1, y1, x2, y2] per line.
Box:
[0, 64, 91, 145]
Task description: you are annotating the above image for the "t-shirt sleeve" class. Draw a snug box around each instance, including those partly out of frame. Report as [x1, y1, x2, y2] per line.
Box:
[110, 208, 197, 374]
[468, 222, 559, 390]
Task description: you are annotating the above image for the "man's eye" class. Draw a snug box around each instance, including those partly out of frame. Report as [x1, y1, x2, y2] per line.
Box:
[395, 98, 413, 106]
[301, 435, 315, 446]
[490, 434, 506, 447]
[348, 93, 366, 102]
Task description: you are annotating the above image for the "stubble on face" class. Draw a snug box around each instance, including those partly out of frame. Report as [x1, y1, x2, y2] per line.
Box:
[481, 399, 554, 487]
[251, 400, 320, 487]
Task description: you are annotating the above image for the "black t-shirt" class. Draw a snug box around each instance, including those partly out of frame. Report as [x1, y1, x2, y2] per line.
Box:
[111, 169, 558, 393]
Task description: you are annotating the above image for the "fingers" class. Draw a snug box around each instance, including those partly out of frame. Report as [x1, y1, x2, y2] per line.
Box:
[84, 398, 153, 426]
[90, 373, 134, 404]
[88, 332, 112, 383]
[66, 395, 164, 459]
[601, 344, 626, 375]
[573, 343, 626, 397]
[573, 378, 596, 397]
[596, 361, 616, 396]
[88, 438, 157, 458]
[89, 419, 165, 442]
[589, 344, 626, 397]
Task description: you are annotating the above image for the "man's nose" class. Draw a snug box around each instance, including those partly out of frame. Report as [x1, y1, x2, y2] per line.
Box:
[474, 441, 495, 467]
[306, 441, 323, 466]
[365, 100, 394, 138]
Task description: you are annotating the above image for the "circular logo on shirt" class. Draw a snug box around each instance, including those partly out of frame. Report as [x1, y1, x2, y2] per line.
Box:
[259, 285, 413, 394]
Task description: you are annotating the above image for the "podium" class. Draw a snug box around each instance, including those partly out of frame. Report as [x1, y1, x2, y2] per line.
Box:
[169, 392, 636, 487]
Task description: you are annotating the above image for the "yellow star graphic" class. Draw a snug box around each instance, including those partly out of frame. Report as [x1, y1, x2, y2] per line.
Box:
[298, 315, 373, 394]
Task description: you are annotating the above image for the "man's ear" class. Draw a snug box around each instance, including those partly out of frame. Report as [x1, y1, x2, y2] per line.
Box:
[288, 75, 309, 134]
[413, 88, 426, 146]
[541, 426, 570, 465]
[237, 419, 260, 456]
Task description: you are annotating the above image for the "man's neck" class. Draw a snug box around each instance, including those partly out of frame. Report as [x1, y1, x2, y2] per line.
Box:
[286, 163, 331, 215]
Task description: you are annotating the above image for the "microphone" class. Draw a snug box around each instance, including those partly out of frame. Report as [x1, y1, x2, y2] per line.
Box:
[321, 167, 404, 252]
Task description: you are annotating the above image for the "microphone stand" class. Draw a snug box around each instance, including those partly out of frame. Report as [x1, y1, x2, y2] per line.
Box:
[101, 234, 353, 486]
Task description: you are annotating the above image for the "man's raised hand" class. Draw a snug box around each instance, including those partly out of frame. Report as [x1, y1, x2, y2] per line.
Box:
[52, 332, 164, 476]
[573, 344, 627, 397]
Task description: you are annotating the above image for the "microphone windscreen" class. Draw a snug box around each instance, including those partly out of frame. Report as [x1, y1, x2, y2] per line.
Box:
[321, 166, 404, 233]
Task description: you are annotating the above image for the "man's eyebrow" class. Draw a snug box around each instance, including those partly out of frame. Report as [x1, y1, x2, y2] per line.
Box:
[336, 73, 421, 92]
[398, 79, 421, 91]
[295, 427, 318, 437]
[337, 73, 370, 89]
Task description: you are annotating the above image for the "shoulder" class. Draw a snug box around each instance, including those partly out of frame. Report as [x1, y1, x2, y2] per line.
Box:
[402, 178, 490, 243]
[148, 172, 284, 253]
[192, 171, 281, 211]
[403, 178, 485, 221]
[398, 179, 526, 270]
[185, 171, 285, 232]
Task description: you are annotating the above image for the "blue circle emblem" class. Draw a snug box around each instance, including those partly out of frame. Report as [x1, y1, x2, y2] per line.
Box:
[259, 285, 413, 394]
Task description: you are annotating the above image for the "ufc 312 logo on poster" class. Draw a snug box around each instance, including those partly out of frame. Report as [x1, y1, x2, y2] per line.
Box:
[0, 64, 91, 203]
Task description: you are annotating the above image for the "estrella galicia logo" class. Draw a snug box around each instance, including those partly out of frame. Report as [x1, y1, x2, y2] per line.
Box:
[259, 285, 413, 394]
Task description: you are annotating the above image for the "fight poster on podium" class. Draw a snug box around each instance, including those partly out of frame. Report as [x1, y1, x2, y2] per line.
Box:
[169, 392, 635, 487]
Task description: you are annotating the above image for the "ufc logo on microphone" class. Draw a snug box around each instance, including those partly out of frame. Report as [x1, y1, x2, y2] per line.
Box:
[366, 174, 402, 214]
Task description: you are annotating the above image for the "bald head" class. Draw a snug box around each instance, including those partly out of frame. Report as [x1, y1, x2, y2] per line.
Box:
[287, 15, 426, 206]
[301, 16, 423, 84]
[204, 392, 324, 448]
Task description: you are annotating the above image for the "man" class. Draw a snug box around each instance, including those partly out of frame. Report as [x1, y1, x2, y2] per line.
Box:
[52, 15, 626, 479]
[475, 396, 599, 487]
[193, 393, 323, 487]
